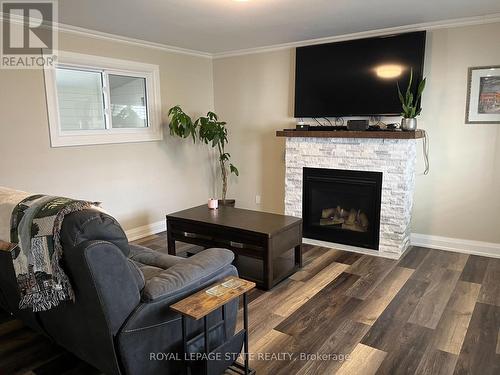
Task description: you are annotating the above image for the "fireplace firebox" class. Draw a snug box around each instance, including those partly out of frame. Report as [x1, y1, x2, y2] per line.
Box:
[302, 167, 383, 250]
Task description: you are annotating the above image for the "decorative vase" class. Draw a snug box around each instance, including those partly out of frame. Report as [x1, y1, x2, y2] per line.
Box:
[401, 118, 417, 131]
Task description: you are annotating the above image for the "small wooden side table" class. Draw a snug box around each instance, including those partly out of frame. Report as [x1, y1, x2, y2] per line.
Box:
[170, 276, 256, 375]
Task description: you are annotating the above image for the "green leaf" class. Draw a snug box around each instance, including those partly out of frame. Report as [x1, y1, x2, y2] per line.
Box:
[167, 105, 196, 142]
[230, 164, 239, 176]
[405, 68, 413, 99]
[417, 78, 426, 99]
[397, 83, 405, 105]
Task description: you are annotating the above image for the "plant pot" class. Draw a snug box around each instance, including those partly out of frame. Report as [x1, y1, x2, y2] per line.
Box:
[401, 118, 417, 131]
[218, 199, 236, 207]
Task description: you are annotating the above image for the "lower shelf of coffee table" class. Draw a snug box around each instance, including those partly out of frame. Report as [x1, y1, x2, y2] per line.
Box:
[233, 248, 297, 288]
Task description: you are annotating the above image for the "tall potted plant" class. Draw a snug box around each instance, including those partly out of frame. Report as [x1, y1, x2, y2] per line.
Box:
[397, 69, 426, 131]
[168, 106, 239, 205]
[196, 111, 239, 206]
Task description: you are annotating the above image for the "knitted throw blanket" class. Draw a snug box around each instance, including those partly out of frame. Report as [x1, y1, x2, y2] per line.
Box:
[10, 195, 98, 312]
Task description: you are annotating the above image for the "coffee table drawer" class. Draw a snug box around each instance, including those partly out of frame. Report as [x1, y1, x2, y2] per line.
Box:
[168, 219, 267, 252]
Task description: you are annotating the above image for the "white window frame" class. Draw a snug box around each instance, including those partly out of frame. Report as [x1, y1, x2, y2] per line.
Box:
[44, 51, 162, 147]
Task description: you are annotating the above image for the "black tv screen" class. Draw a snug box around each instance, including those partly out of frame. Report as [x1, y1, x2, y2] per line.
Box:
[294, 31, 426, 118]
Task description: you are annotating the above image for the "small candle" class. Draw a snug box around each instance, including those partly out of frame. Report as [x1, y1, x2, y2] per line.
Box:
[208, 198, 218, 209]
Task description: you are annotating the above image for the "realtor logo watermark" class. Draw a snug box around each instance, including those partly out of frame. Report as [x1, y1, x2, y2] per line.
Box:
[1, 0, 58, 68]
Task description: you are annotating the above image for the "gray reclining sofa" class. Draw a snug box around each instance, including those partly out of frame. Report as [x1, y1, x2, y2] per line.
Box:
[0, 210, 239, 374]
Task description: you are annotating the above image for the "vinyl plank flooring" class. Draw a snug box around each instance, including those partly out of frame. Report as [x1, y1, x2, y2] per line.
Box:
[289, 248, 348, 281]
[353, 266, 413, 326]
[345, 256, 397, 300]
[454, 302, 500, 375]
[295, 245, 327, 268]
[414, 348, 458, 375]
[0, 338, 63, 374]
[248, 329, 297, 375]
[398, 246, 430, 269]
[361, 278, 429, 351]
[346, 255, 396, 277]
[375, 322, 434, 375]
[408, 269, 461, 329]
[276, 272, 361, 338]
[0, 319, 24, 336]
[295, 319, 371, 375]
[2, 234, 498, 375]
[433, 281, 481, 355]
[445, 280, 482, 313]
[459, 255, 490, 283]
[29, 352, 84, 375]
[239, 279, 303, 341]
[273, 261, 349, 317]
[477, 258, 500, 306]
[336, 343, 387, 375]
[412, 250, 468, 282]
[330, 250, 363, 266]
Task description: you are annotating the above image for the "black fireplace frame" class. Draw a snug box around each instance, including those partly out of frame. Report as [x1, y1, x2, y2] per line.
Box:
[302, 167, 383, 250]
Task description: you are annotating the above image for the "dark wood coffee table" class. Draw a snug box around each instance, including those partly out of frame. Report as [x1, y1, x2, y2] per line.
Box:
[166, 205, 303, 290]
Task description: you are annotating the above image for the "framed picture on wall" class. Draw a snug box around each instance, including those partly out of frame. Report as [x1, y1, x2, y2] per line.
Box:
[465, 66, 500, 124]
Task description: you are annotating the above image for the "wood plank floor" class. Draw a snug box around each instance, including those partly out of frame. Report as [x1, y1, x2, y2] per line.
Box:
[1, 232, 499, 374]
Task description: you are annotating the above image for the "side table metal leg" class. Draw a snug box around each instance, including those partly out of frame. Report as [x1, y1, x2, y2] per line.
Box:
[243, 292, 249, 375]
[204, 315, 209, 353]
[182, 316, 189, 375]
[204, 316, 209, 375]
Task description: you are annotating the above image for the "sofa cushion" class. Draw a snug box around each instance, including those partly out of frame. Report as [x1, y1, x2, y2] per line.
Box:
[61, 210, 129, 256]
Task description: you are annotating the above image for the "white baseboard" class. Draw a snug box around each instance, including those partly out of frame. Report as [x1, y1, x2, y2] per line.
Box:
[410, 233, 500, 259]
[125, 220, 166, 241]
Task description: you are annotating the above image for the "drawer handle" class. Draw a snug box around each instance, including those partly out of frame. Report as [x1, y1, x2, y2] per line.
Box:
[183, 231, 203, 239]
[229, 241, 245, 248]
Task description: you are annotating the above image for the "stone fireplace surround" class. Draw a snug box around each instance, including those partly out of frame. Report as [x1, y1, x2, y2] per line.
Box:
[282, 133, 419, 258]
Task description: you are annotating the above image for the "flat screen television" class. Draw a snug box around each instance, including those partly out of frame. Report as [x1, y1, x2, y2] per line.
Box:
[294, 31, 426, 118]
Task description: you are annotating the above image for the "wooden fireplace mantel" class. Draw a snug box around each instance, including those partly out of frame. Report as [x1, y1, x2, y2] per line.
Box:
[276, 129, 425, 139]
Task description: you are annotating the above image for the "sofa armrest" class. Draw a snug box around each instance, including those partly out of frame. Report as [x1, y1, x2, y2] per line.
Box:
[141, 248, 234, 302]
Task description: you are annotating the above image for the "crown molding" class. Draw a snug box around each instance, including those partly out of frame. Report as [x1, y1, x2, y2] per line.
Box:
[0, 12, 212, 58]
[2, 11, 500, 60]
[212, 13, 500, 59]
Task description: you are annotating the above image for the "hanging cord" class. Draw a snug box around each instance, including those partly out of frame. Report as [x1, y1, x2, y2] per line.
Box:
[323, 117, 333, 126]
[313, 118, 324, 126]
[335, 117, 344, 126]
[422, 130, 430, 175]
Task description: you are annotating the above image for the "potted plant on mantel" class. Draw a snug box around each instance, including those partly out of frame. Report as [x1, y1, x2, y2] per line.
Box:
[397, 69, 426, 131]
[168, 106, 239, 206]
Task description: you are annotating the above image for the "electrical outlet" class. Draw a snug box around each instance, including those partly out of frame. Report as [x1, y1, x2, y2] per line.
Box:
[255, 195, 261, 205]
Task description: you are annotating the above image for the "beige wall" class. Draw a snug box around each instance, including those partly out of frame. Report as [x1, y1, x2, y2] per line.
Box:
[213, 22, 500, 244]
[1, 21, 499, 243]
[0, 27, 215, 231]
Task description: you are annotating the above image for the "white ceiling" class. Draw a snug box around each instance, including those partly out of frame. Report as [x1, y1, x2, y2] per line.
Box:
[58, 0, 500, 54]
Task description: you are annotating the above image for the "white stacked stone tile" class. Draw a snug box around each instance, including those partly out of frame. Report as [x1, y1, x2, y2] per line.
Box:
[285, 137, 417, 257]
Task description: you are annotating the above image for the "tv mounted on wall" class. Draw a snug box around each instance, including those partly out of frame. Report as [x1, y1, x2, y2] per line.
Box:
[294, 31, 426, 118]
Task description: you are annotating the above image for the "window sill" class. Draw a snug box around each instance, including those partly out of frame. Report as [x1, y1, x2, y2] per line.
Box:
[49, 129, 163, 147]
